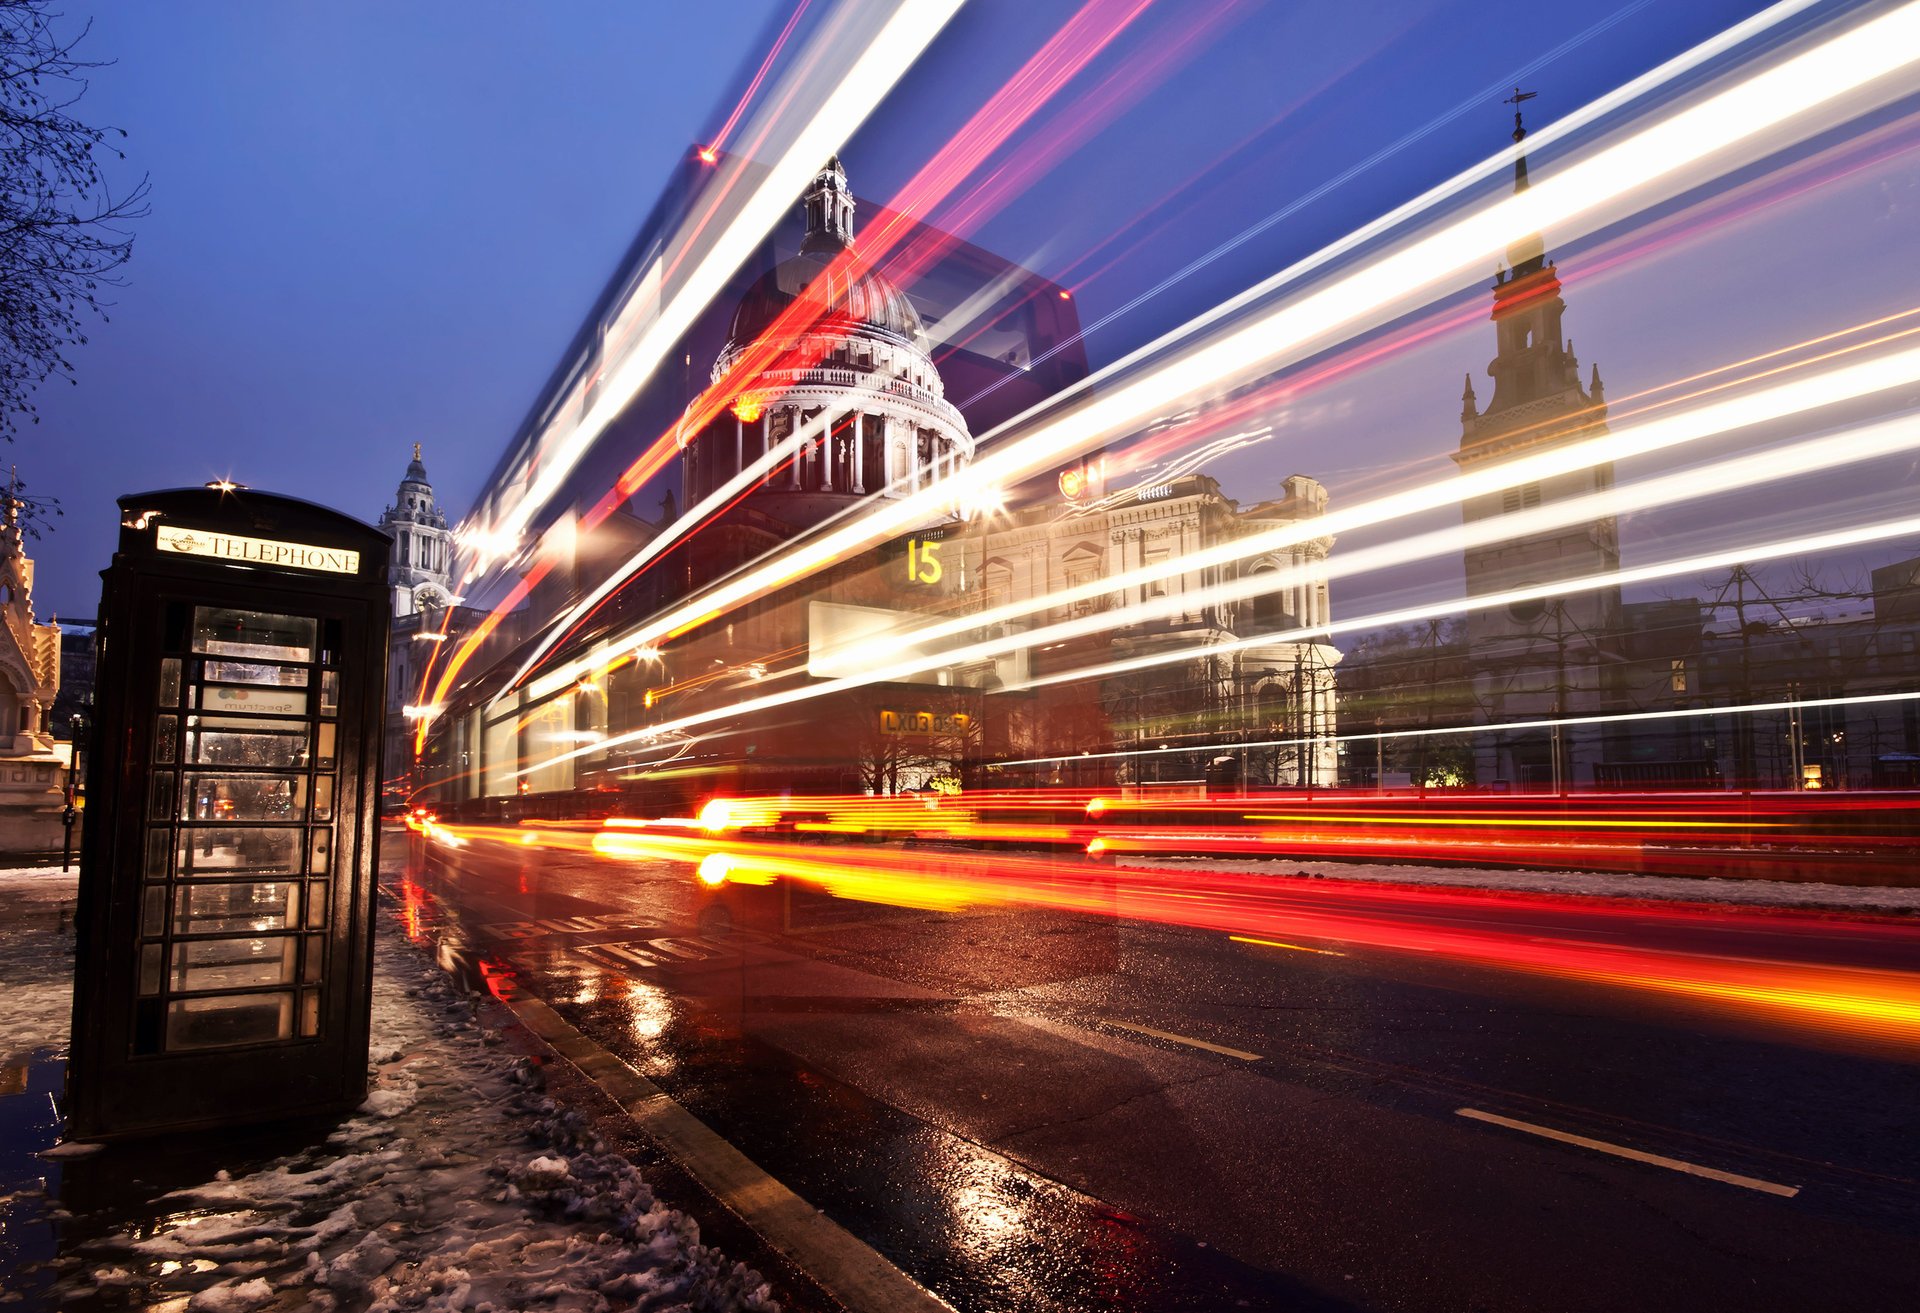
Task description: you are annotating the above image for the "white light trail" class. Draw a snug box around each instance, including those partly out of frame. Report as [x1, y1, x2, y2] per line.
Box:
[1004, 513, 1920, 698]
[514, 506, 1920, 781]
[503, 0, 1920, 702]
[469, 0, 966, 560]
[990, 688, 1920, 771]
[509, 367, 942, 697]
[817, 346, 1920, 677]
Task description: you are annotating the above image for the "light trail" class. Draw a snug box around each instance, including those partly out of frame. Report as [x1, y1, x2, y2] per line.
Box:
[487, 0, 1920, 719]
[700, 0, 813, 162]
[483, 0, 1171, 701]
[511, 337, 1920, 778]
[425, 820, 1920, 1050]
[993, 688, 1920, 773]
[964, 0, 1667, 397]
[470, 0, 966, 556]
[522, 503, 1920, 784]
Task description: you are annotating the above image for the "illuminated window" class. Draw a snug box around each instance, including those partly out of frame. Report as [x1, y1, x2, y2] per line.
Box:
[1670, 658, 1687, 693]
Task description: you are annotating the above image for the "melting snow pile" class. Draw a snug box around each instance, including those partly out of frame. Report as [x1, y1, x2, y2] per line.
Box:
[47, 906, 780, 1312]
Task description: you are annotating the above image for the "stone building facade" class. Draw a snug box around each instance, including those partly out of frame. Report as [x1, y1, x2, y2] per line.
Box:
[0, 485, 65, 852]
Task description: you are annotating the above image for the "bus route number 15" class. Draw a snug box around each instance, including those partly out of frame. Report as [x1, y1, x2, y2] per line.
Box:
[905, 538, 943, 586]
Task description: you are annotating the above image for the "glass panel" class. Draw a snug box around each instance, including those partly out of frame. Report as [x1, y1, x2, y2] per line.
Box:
[314, 722, 336, 766]
[192, 608, 317, 662]
[204, 660, 309, 687]
[181, 773, 306, 823]
[139, 944, 162, 996]
[149, 771, 176, 820]
[159, 658, 181, 707]
[312, 775, 334, 821]
[185, 717, 310, 768]
[299, 990, 320, 1038]
[309, 828, 331, 874]
[319, 671, 339, 716]
[170, 936, 298, 992]
[196, 684, 310, 718]
[165, 993, 293, 1050]
[301, 934, 325, 984]
[155, 715, 178, 763]
[141, 885, 166, 937]
[306, 883, 328, 929]
[177, 826, 303, 877]
[145, 827, 173, 880]
[173, 882, 300, 935]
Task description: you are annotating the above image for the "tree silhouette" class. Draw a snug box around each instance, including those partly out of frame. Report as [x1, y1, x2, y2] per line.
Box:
[0, 1, 147, 441]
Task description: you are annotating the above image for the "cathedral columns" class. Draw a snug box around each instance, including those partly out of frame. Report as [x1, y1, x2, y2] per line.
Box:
[852, 412, 865, 494]
[786, 407, 803, 490]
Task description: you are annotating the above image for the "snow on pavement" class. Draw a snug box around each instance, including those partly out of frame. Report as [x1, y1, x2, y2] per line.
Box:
[1, 869, 780, 1312]
[1114, 855, 1920, 912]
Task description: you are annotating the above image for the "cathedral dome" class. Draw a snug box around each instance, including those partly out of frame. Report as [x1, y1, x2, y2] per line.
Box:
[726, 249, 925, 353]
[721, 156, 924, 355]
[679, 158, 972, 529]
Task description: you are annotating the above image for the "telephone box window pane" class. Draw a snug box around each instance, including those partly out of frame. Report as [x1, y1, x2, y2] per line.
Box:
[141, 886, 167, 937]
[192, 608, 317, 662]
[181, 773, 306, 823]
[149, 771, 177, 820]
[159, 658, 182, 707]
[298, 990, 320, 1038]
[139, 944, 163, 996]
[312, 776, 334, 821]
[185, 717, 311, 768]
[173, 882, 300, 936]
[196, 685, 310, 718]
[170, 936, 297, 992]
[306, 883, 329, 929]
[165, 993, 293, 1050]
[145, 827, 173, 880]
[203, 660, 310, 687]
[155, 716, 178, 763]
[314, 722, 336, 767]
[301, 936, 324, 983]
[309, 828, 331, 874]
[319, 671, 339, 716]
[177, 827, 302, 877]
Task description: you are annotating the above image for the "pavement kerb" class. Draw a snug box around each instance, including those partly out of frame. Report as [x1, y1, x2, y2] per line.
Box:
[505, 990, 955, 1313]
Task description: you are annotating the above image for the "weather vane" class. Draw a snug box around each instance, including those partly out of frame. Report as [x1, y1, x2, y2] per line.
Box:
[1504, 86, 1538, 142]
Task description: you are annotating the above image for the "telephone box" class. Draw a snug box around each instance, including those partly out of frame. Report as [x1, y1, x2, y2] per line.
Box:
[68, 487, 391, 1139]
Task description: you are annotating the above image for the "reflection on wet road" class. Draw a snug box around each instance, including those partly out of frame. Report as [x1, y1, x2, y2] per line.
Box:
[394, 825, 1920, 1312]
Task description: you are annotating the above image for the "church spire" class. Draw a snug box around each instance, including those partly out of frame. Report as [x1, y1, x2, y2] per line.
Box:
[1461, 372, 1478, 424]
[1505, 86, 1536, 193]
[1502, 87, 1545, 277]
[800, 156, 855, 254]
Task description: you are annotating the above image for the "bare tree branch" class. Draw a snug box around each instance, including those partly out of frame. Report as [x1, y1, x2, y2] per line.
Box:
[0, 0, 147, 441]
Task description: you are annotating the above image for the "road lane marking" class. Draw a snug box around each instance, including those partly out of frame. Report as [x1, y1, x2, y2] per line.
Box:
[1231, 935, 1346, 957]
[1108, 1020, 1262, 1062]
[1456, 1108, 1801, 1198]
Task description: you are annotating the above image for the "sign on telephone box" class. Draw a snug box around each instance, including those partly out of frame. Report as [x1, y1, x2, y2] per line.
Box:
[68, 487, 391, 1140]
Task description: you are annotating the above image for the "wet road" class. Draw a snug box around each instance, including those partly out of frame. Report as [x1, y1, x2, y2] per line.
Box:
[393, 826, 1920, 1312]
